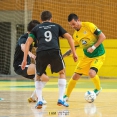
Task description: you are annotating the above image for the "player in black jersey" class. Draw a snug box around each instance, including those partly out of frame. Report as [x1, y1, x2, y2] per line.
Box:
[21, 10, 78, 109]
[13, 20, 47, 104]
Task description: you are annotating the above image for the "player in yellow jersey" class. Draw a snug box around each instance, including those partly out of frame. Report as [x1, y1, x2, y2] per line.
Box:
[63, 13, 106, 101]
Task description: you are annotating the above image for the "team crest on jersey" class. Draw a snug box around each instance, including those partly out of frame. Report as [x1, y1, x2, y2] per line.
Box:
[81, 40, 87, 45]
[79, 38, 91, 49]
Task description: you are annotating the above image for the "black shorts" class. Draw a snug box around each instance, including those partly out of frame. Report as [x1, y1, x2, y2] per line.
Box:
[36, 49, 65, 76]
[14, 66, 35, 79]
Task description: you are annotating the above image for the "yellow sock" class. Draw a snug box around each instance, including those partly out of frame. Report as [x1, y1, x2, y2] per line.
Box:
[66, 78, 77, 97]
[91, 75, 101, 90]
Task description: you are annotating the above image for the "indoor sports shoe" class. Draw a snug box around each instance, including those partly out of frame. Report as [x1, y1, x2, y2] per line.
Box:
[35, 101, 43, 109]
[28, 97, 47, 104]
[63, 95, 69, 102]
[57, 99, 69, 107]
[93, 87, 102, 96]
[28, 97, 37, 103]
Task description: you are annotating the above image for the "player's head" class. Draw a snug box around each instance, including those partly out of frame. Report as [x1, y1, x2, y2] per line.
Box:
[27, 20, 40, 32]
[68, 13, 81, 31]
[41, 10, 52, 22]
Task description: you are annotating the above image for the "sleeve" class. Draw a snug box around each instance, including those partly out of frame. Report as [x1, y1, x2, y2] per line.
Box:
[18, 35, 27, 46]
[88, 23, 102, 35]
[29, 26, 37, 41]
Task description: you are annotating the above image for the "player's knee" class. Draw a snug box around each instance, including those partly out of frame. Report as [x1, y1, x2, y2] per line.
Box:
[72, 73, 81, 80]
[59, 69, 65, 74]
[40, 74, 49, 82]
[27, 64, 35, 75]
[59, 70, 65, 78]
[89, 70, 96, 78]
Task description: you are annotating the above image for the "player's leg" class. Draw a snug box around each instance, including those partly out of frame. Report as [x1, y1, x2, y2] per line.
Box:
[35, 51, 49, 109]
[26, 64, 37, 102]
[89, 69, 102, 96]
[50, 50, 69, 107]
[89, 54, 105, 95]
[15, 64, 47, 104]
[34, 72, 49, 105]
[28, 89, 47, 104]
[64, 73, 81, 101]
[64, 56, 90, 101]
[57, 69, 69, 107]
[27, 63, 35, 75]
[14, 65, 37, 102]
[35, 73, 49, 109]
[28, 89, 37, 103]
[27, 63, 48, 104]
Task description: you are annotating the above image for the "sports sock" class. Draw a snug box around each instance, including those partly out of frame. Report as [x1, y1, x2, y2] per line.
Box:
[58, 79, 66, 101]
[35, 81, 46, 102]
[91, 75, 101, 90]
[30, 89, 36, 99]
[66, 78, 77, 97]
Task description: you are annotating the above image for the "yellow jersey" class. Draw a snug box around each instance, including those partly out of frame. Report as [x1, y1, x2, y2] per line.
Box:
[73, 22, 105, 58]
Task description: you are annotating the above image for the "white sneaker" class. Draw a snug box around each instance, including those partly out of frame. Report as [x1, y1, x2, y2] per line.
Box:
[63, 95, 69, 102]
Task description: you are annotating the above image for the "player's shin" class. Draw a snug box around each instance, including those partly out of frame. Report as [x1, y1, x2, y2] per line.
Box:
[35, 81, 46, 109]
[91, 75, 100, 90]
[35, 81, 43, 102]
[66, 78, 77, 97]
[31, 89, 36, 99]
[58, 79, 66, 100]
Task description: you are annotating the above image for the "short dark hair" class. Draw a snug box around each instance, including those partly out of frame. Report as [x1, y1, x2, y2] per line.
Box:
[27, 20, 40, 32]
[41, 10, 52, 21]
[68, 13, 78, 22]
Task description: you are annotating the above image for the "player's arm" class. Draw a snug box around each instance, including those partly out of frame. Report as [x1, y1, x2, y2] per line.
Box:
[87, 30, 106, 53]
[21, 37, 33, 70]
[21, 44, 36, 59]
[63, 33, 78, 62]
[87, 23, 106, 53]
[93, 31, 106, 48]
[62, 45, 78, 58]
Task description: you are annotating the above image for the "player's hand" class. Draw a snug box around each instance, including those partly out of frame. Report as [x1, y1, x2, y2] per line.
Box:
[21, 60, 27, 70]
[47, 64, 51, 69]
[28, 52, 36, 59]
[72, 53, 78, 62]
[87, 47, 94, 53]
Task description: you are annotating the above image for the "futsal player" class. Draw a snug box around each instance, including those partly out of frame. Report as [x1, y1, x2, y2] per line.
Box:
[13, 20, 47, 104]
[63, 13, 106, 101]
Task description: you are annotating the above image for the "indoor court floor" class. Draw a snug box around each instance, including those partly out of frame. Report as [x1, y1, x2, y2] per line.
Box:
[0, 76, 117, 117]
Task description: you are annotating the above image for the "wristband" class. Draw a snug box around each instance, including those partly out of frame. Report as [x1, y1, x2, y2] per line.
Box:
[91, 45, 96, 50]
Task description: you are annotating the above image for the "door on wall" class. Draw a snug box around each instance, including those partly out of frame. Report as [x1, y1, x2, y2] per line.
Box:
[0, 22, 11, 75]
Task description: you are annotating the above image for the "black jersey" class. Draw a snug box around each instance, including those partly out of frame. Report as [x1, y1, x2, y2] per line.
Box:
[29, 22, 67, 52]
[13, 33, 33, 68]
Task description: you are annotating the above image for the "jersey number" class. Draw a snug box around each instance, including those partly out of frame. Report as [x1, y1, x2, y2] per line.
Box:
[44, 31, 52, 42]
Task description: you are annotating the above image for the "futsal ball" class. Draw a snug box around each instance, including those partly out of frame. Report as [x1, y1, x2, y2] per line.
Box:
[84, 91, 96, 103]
